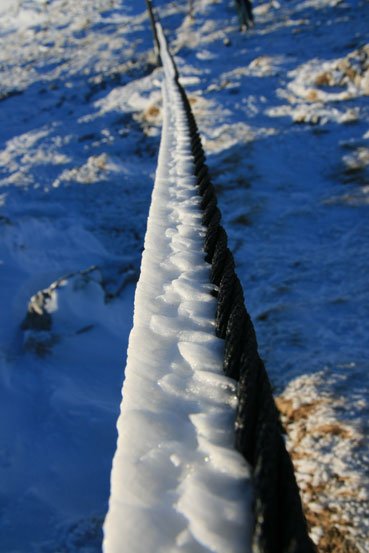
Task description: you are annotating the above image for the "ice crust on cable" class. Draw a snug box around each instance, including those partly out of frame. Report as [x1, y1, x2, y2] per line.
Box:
[103, 25, 252, 553]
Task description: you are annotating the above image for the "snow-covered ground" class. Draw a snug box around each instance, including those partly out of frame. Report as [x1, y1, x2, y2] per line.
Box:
[0, 0, 368, 552]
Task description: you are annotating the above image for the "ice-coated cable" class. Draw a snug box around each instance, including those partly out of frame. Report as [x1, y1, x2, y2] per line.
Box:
[103, 21, 253, 553]
[104, 9, 316, 553]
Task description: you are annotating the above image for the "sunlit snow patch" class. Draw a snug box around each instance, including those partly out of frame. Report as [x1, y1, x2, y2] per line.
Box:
[269, 44, 369, 125]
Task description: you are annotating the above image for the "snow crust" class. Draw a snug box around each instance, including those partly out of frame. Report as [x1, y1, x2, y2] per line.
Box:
[103, 24, 252, 553]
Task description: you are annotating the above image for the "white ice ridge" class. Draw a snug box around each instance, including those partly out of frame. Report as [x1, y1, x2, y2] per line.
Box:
[103, 24, 253, 553]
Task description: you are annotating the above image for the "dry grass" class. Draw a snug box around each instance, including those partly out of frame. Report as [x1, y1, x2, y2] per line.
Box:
[143, 104, 160, 121]
[275, 394, 363, 553]
[314, 423, 353, 440]
[306, 88, 319, 102]
[275, 397, 318, 422]
[315, 72, 332, 87]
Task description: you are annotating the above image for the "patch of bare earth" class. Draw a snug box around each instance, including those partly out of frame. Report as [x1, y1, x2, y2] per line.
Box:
[275, 372, 369, 553]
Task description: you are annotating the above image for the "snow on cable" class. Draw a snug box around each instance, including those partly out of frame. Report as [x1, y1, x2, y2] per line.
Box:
[103, 22, 253, 553]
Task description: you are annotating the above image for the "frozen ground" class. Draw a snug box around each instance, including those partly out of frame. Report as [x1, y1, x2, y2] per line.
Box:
[0, 0, 368, 552]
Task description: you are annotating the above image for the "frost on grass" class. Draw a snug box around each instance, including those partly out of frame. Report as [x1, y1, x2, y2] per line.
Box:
[54, 154, 113, 187]
[269, 44, 369, 125]
[276, 370, 369, 553]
